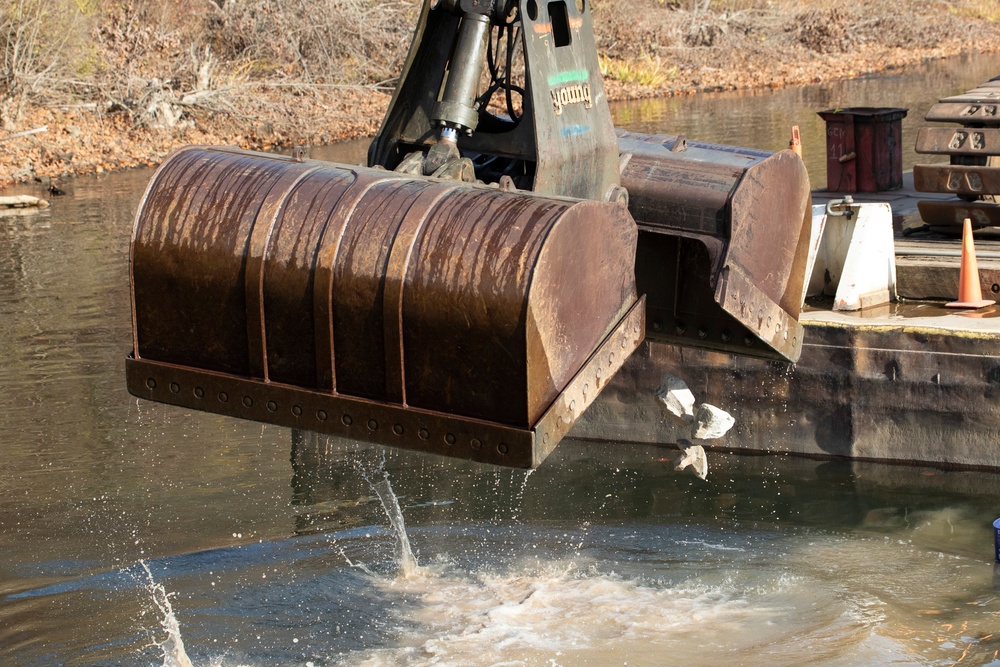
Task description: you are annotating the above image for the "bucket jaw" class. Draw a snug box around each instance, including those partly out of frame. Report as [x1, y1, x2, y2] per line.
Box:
[128, 148, 643, 468]
[619, 132, 812, 362]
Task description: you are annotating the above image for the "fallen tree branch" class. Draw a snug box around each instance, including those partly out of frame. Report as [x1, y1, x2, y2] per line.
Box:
[0, 194, 49, 208]
[0, 126, 48, 142]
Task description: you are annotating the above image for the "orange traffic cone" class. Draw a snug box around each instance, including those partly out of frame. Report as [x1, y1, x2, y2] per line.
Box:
[789, 126, 802, 158]
[946, 218, 995, 309]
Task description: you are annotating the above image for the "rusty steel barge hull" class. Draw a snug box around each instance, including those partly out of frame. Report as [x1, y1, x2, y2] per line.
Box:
[573, 311, 1000, 470]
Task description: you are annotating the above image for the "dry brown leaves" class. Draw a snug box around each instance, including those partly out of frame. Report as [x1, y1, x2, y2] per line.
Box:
[0, 0, 998, 187]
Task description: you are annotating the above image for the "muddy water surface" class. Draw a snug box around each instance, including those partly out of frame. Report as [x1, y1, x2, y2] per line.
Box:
[3, 53, 1000, 666]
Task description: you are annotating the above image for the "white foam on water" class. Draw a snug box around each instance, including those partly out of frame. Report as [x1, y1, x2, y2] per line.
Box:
[129, 465, 979, 667]
[334, 529, 960, 667]
[129, 529, 968, 667]
[343, 557, 785, 666]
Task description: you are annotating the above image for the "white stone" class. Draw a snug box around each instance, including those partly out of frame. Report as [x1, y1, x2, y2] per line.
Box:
[674, 438, 708, 480]
[655, 373, 695, 426]
[692, 403, 735, 440]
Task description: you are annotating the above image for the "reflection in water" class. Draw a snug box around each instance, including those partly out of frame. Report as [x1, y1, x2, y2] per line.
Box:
[4, 53, 1000, 666]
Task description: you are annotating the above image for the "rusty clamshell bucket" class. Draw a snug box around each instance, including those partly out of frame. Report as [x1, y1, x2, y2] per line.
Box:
[127, 147, 644, 468]
[618, 132, 813, 361]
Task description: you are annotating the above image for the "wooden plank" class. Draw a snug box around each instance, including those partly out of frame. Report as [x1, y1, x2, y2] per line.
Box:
[913, 164, 1000, 195]
[925, 102, 1000, 125]
[918, 200, 1000, 229]
[915, 127, 1000, 155]
[939, 92, 1000, 104]
[0, 195, 48, 208]
[951, 87, 1000, 97]
[895, 236, 1000, 299]
[896, 256, 1000, 300]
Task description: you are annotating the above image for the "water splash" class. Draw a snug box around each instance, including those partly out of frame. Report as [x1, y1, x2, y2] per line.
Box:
[509, 468, 535, 523]
[344, 557, 790, 666]
[354, 449, 420, 577]
[369, 471, 421, 578]
[141, 561, 195, 667]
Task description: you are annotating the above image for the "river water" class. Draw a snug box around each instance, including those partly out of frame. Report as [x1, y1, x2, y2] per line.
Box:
[3, 54, 1000, 666]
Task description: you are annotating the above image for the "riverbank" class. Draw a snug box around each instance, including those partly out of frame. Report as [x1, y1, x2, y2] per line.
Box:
[1, 0, 998, 188]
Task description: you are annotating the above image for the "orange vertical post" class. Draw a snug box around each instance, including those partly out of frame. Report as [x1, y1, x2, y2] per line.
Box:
[789, 125, 802, 158]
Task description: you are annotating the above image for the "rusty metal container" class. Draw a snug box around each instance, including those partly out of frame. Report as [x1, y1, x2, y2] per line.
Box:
[127, 147, 643, 468]
[817, 108, 908, 193]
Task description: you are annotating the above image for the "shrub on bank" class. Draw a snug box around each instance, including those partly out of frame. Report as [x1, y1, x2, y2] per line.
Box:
[0, 0, 997, 185]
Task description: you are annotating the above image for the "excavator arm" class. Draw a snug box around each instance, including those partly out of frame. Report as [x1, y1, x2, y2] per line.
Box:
[126, 0, 812, 468]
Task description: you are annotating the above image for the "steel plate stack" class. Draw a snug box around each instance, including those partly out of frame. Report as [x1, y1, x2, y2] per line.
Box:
[914, 76, 1000, 232]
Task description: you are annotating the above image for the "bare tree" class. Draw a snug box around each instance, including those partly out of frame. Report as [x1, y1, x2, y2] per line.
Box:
[0, 0, 78, 129]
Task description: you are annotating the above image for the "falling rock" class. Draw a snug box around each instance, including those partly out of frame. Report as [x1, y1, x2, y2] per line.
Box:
[655, 373, 695, 425]
[692, 403, 735, 440]
[674, 438, 708, 480]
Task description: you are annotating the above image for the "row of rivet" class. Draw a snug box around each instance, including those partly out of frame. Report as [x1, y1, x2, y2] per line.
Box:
[651, 319, 754, 347]
[739, 295, 793, 344]
[144, 376, 509, 456]
[541, 319, 643, 448]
